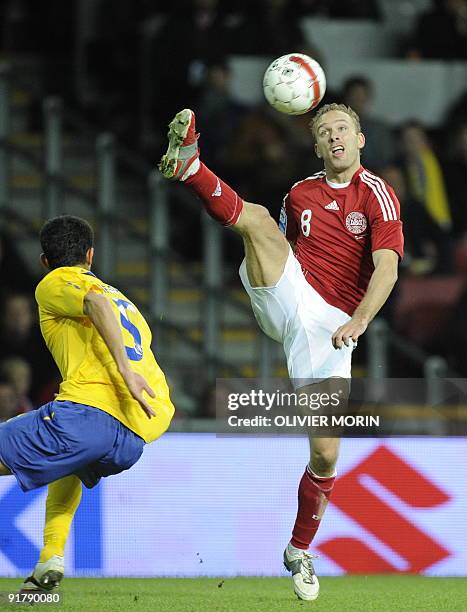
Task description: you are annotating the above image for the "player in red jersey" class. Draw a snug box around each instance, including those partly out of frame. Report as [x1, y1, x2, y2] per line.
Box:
[159, 103, 403, 601]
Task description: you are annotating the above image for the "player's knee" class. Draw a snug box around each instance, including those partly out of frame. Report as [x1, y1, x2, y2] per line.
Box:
[311, 444, 339, 474]
[246, 202, 271, 223]
[240, 202, 275, 236]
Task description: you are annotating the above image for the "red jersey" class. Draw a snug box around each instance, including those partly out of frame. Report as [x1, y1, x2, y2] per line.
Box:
[280, 166, 404, 316]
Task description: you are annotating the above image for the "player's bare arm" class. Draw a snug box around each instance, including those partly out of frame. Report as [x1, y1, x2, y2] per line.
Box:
[332, 249, 399, 349]
[83, 291, 156, 418]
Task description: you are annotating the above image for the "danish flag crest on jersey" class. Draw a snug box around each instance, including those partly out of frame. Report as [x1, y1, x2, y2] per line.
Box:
[346, 211, 368, 235]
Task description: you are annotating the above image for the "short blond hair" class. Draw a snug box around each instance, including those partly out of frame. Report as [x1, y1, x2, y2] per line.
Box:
[309, 103, 361, 141]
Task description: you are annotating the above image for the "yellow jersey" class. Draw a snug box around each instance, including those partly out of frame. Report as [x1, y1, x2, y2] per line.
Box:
[35, 266, 174, 443]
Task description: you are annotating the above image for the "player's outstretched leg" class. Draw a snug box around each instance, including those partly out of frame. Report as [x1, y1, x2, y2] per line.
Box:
[20, 476, 82, 593]
[158, 109, 289, 287]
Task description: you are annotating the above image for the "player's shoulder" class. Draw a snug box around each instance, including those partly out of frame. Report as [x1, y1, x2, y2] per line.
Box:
[36, 267, 100, 298]
[357, 167, 399, 219]
[47, 267, 97, 285]
[289, 171, 326, 195]
[36, 267, 67, 296]
[357, 168, 396, 196]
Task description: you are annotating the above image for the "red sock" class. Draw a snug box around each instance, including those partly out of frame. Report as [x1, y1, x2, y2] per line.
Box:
[291, 466, 336, 550]
[185, 162, 243, 226]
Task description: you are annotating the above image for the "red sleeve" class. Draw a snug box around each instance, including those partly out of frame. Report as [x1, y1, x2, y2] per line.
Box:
[279, 192, 299, 243]
[367, 181, 404, 259]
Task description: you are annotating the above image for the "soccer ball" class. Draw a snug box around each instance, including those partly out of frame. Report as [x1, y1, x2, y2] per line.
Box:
[263, 53, 326, 115]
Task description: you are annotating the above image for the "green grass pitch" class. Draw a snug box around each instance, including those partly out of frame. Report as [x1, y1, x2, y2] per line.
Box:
[0, 576, 465, 611]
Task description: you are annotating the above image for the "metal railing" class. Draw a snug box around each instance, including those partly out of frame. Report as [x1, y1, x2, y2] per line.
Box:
[0, 57, 454, 410]
[0, 60, 256, 396]
[367, 318, 451, 407]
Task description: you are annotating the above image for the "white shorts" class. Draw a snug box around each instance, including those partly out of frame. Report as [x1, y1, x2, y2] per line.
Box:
[239, 248, 354, 385]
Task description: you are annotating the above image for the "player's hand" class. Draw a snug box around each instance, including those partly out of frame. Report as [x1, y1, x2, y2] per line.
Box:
[122, 370, 156, 419]
[332, 317, 368, 350]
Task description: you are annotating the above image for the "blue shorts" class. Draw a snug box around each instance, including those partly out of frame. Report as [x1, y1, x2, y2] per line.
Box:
[0, 401, 145, 491]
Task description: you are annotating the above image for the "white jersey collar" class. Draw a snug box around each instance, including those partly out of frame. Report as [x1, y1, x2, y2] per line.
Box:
[326, 178, 351, 189]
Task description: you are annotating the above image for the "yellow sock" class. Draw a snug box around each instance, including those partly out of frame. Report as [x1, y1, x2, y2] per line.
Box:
[39, 475, 82, 563]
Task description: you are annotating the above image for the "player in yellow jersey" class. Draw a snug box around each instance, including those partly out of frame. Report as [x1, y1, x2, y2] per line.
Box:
[0, 215, 174, 591]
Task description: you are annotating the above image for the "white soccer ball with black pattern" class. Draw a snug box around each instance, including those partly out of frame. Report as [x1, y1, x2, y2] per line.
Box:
[263, 53, 326, 115]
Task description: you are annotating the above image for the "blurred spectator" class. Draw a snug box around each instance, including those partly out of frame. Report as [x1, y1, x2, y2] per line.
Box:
[35, 0, 76, 100]
[229, 105, 300, 217]
[284, 0, 381, 19]
[0, 357, 33, 413]
[0, 292, 59, 403]
[4, 1, 77, 125]
[289, 0, 331, 17]
[148, 0, 242, 131]
[0, 0, 31, 52]
[197, 61, 249, 173]
[0, 230, 37, 293]
[238, 0, 319, 57]
[341, 76, 396, 172]
[381, 165, 447, 275]
[1, 292, 35, 342]
[326, 0, 381, 20]
[397, 121, 454, 271]
[406, 0, 467, 60]
[444, 122, 467, 238]
[399, 121, 452, 232]
[0, 376, 19, 422]
[190, 60, 252, 261]
[84, 0, 143, 143]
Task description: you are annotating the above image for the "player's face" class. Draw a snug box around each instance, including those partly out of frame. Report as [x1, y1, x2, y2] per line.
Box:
[314, 111, 365, 177]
